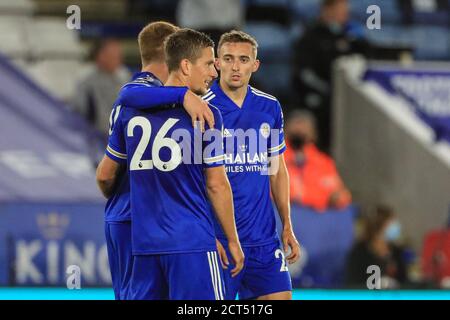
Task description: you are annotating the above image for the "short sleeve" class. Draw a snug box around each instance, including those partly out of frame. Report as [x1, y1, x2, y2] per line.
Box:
[268, 100, 286, 156]
[105, 105, 127, 164]
[203, 105, 225, 168]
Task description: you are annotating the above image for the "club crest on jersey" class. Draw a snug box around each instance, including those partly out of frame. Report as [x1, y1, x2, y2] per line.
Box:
[223, 128, 232, 138]
[260, 123, 271, 139]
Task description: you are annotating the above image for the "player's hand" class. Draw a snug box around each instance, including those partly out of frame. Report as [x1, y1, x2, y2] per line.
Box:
[228, 241, 245, 278]
[216, 239, 229, 269]
[183, 90, 215, 132]
[282, 228, 301, 264]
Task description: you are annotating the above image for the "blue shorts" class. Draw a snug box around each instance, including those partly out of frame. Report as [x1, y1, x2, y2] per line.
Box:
[223, 241, 292, 300]
[129, 250, 225, 300]
[104, 221, 133, 300]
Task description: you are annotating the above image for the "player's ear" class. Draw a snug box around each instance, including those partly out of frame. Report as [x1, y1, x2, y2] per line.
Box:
[214, 57, 220, 70]
[252, 59, 260, 72]
[180, 58, 190, 76]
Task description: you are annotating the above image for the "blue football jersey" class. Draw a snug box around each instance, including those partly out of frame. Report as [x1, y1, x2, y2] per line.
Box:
[204, 81, 286, 247]
[105, 72, 165, 222]
[106, 101, 225, 255]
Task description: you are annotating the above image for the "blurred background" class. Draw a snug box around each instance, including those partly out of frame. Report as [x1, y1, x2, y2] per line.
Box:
[0, 0, 449, 296]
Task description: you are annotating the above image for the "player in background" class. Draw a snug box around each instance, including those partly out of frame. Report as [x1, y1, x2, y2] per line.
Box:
[206, 30, 301, 300]
[102, 28, 244, 300]
[96, 21, 216, 299]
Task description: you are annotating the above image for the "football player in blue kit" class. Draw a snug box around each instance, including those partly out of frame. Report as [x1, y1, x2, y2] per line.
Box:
[204, 30, 301, 300]
[96, 22, 221, 299]
[96, 21, 180, 300]
[101, 28, 244, 300]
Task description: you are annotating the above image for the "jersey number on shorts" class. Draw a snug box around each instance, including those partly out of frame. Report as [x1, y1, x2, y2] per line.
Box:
[128, 116, 182, 172]
[275, 249, 289, 272]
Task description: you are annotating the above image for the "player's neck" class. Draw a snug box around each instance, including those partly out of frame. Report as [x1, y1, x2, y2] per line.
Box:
[141, 63, 167, 84]
[219, 79, 248, 108]
[165, 72, 188, 88]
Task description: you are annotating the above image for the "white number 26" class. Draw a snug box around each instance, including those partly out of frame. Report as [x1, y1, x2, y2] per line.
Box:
[127, 116, 182, 172]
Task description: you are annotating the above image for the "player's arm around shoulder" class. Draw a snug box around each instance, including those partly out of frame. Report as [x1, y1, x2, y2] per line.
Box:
[118, 82, 187, 109]
[118, 82, 215, 131]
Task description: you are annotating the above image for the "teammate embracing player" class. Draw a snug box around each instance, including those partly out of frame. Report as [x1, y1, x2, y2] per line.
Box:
[118, 29, 301, 300]
[96, 22, 235, 299]
[99, 28, 244, 300]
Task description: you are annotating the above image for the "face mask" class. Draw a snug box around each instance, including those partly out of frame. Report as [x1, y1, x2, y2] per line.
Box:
[328, 22, 343, 34]
[289, 135, 307, 151]
[384, 221, 401, 242]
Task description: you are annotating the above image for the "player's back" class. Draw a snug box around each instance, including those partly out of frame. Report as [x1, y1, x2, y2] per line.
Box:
[120, 105, 224, 255]
[104, 72, 164, 222]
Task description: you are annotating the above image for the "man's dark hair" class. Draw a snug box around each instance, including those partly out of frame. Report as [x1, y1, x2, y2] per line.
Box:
[164, 28, 214, 72]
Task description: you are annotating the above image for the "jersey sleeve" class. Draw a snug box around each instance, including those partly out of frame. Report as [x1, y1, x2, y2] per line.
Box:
[105, 106, 127, 164]
[118, 84, 188, 110]
[268, 100, 286, 157]
[203, 105, 225, 168]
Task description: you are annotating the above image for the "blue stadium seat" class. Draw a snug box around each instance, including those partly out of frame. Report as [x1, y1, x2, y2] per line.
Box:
[409, 26, 450, 60]
[243, 22, 292, 61]
[364, 24, 411, 47]
[252, 62, 292, 97]
[365, 24, 450, 60]
[412, 10, 449, 26]
[289, 0, 321, 22]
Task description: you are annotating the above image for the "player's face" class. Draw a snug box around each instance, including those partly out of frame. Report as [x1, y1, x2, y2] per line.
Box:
[216, 42, 260, 90]
[187, 47, 218, 95]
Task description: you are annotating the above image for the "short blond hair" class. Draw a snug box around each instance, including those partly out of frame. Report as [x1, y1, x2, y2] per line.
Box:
[138, 21, 178, 66]
[217, 30, 258, 58]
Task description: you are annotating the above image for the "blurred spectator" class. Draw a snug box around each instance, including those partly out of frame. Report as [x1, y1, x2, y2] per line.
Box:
[421, 208, 450, 288]
[284, 110, 351, 212]
[71, 38, 131, 139]
[176, 0, 244, 44]
[345, 205, 409, 288]
[292, 0, 371, 153]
